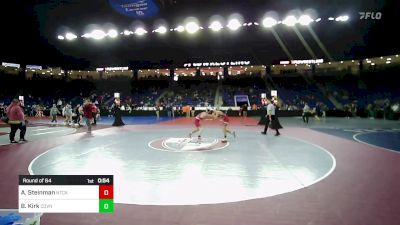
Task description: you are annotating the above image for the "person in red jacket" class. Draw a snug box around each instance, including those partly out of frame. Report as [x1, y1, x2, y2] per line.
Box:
[83, 99, 94, 133]
[6, 99, 27, 143]
[91, 104, 98, 125]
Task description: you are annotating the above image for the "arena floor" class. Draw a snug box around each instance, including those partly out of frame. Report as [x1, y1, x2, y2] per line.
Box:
[0, 116, 399, 225]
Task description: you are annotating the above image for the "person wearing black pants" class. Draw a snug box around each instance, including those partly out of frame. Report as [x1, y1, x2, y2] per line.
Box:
[92, 105, 98, 125]
[10, 123, 26, 143]
[261, 98, 281, 136]
[6, 99, 27, 143]
[302, 103, 310, 124]
[50, 104, 60, 125]
[112, 99, 125, 126]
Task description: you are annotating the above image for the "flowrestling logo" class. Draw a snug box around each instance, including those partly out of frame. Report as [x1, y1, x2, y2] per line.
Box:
[359, 12, 382, 20]
[109, 0, 159, 18]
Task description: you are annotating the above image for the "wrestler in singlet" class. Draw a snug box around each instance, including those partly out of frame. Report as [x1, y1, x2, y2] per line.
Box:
[215, 110, 236, 141]
[222, 114, 229, 124]
[194, 113, 202, 128]
[189, 110, 215, 139]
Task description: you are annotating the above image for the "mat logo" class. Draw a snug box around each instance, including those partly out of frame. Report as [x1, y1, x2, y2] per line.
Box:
[149, 137, 229, 152]
[359, 12, 382, 20]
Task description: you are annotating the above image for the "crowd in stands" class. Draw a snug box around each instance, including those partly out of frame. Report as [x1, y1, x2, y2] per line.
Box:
[221, 85, 264, 108]
[160, 83, 216, 108]
[0, 65, 399, 120]
[314, 70, 400, 119]
[272, 76, 332, 109]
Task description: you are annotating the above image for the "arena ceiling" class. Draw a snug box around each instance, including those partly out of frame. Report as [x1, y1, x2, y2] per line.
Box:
[0, 0, 398, 69]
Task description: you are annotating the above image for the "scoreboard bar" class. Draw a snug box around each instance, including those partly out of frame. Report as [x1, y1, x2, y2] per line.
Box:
[19, 175, 114, 213]
[19, 175, 113, 185]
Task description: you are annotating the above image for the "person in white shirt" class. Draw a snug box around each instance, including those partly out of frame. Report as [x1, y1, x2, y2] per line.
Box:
[64, 104, 73, 126]
[261, 98, 282, 136]
[302, 103, 310, 124]
[391, 102, 399, 113]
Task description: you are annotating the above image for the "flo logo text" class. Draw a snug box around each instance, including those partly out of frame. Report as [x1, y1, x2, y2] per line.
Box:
[359, 12, 382, 20]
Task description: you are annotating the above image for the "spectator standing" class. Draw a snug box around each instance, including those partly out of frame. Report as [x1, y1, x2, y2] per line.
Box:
[350, 103, 357, 117]
[64, 104, 73, 126]
[302, 103, 311, 124]
[191, 106, 195, 117]
[166, 104, 172, 117]
[240, 103, 248, 124]
[83, 99, 94, 133]
[57, 98, 63, 110]
[92, 104, 98, 125]
[6, 99, 27, 143]
[241, 104, 248, 117]
[155, 103, 160, 119]
[0, 104, 5, 118]
[50, 104, 60, 125]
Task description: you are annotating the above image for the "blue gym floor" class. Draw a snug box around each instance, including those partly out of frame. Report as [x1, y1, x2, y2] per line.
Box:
[310, 128, 400, 152]
[353, 131, 400, 152]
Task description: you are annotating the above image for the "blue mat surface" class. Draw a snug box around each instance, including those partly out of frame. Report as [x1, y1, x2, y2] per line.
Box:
[354, 131, 400, 152]
[311, 128, 358, 141]
[312, 128, 400, 152]
[312, 128, 398, 139]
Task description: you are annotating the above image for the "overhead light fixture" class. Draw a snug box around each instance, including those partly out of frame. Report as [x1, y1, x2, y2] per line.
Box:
[185, 22, 200, 34]
[90, 30, 106, 40]
[175, 25, 185, 32]
[65, 32, 77, 40]
[262, 17, 277, 28]
[135, 27, 148, 36]
[227, 19, 242, 30]
[282, 16, 297, 26]
[298, 15, 313, 26]
[155, 26, 167, 34]
[335, 15, 349, 22]
[123, 30, 132, 36]
[209, 21, 223, 32]
[108, 29, 118, 38]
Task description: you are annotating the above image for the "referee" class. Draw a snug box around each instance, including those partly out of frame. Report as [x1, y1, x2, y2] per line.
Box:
[261, 98, 281, 136]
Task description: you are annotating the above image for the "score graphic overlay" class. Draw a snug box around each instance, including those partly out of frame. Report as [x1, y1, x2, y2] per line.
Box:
[19, 175, 113, 213]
